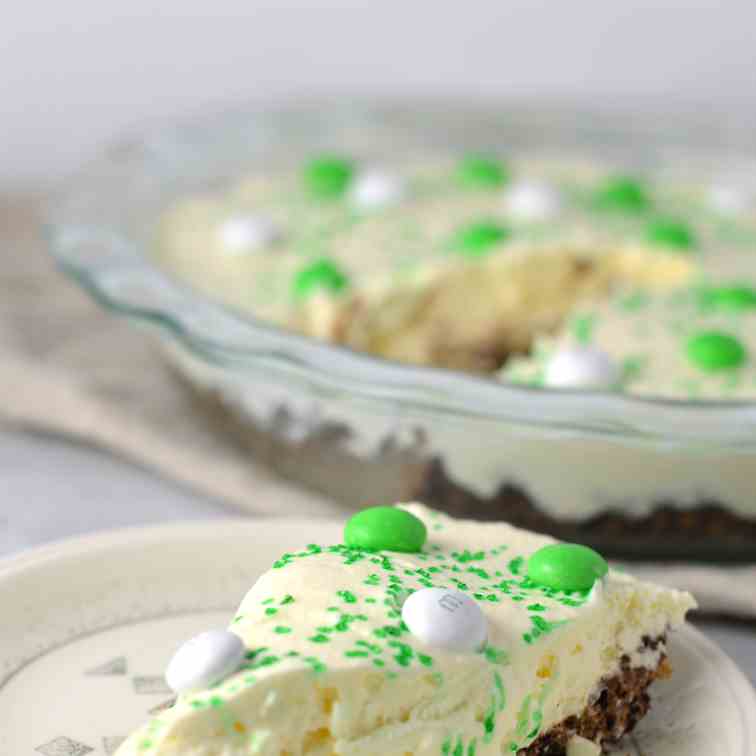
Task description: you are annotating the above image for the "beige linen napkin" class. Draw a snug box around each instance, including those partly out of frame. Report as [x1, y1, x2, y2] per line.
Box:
[0, 194, 343, 519]
[1, 194, 754, 617]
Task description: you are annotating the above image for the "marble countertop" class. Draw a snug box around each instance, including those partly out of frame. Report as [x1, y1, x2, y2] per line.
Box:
[1, 427, 754, 689]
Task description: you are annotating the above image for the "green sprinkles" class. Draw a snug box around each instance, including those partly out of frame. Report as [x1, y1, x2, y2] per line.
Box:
[484, 646, 509, 666]
[337, 590, 358, 604]
[303, 656, 326, 675]
[618, 290, 650, 312]
[571, 313, 596, 344]
[452, 549, 486, 563]
[388, 640, 414, 666]
[621, 355, 647, 383]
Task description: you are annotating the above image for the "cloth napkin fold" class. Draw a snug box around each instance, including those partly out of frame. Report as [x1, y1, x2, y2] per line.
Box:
[2, 194, 754, 618]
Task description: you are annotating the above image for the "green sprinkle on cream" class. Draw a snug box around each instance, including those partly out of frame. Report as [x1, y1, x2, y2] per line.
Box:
[571, 313, 596, 344]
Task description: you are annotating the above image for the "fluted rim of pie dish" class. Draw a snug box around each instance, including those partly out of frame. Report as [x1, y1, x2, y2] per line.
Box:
[46, 98, 756, 448]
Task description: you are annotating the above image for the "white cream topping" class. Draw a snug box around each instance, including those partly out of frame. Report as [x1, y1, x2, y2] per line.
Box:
[165, 342, 756, 522]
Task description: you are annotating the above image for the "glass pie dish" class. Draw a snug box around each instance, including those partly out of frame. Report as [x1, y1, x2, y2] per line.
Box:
[48, 100, 756, 561]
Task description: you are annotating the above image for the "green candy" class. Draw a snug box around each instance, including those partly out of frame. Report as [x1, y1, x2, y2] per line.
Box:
[645, 219, 696, 250]
[293, 258, 349, 299]
[452, 220, 510, 257]
[527, 543, 608, 592]
[344, 506, 427, 553]
[699, 284, 756, 312]
[457, 155, 508, 188]
[593, 176, 650, 213]
[304, 155, 354, 198]
[686, 330, 747, 372]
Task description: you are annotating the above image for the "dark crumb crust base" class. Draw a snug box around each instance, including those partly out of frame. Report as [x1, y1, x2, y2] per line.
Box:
[420, 460, 756, 561]
[520, 637, 668, 755]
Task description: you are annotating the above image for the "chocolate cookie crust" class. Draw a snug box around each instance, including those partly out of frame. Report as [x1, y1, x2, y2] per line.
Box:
[519, 637, 669, 755]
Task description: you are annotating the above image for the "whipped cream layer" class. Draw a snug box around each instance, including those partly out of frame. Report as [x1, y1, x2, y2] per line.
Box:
[163, 343, 756, 521]
[117, 504, 694, 756]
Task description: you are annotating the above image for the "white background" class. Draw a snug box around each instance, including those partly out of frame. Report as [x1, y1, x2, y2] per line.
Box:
[3, 0, 756, 184]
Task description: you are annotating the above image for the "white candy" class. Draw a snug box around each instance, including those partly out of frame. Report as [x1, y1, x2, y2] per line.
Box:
[707, 184, 753, 216]
[165, 630, 246, 694]
[401, 588, 487, 653]
[350, 170, 405, 211]
[220, 215, 282, 252]
[544, 345, 619, 390]
[502, 180, 562, 222]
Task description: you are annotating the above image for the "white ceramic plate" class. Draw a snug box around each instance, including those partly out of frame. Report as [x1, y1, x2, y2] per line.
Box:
[1, 520, 754, 756]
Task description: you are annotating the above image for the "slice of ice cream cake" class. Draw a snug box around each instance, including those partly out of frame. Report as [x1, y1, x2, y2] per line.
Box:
[117, 503, 695, 755]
